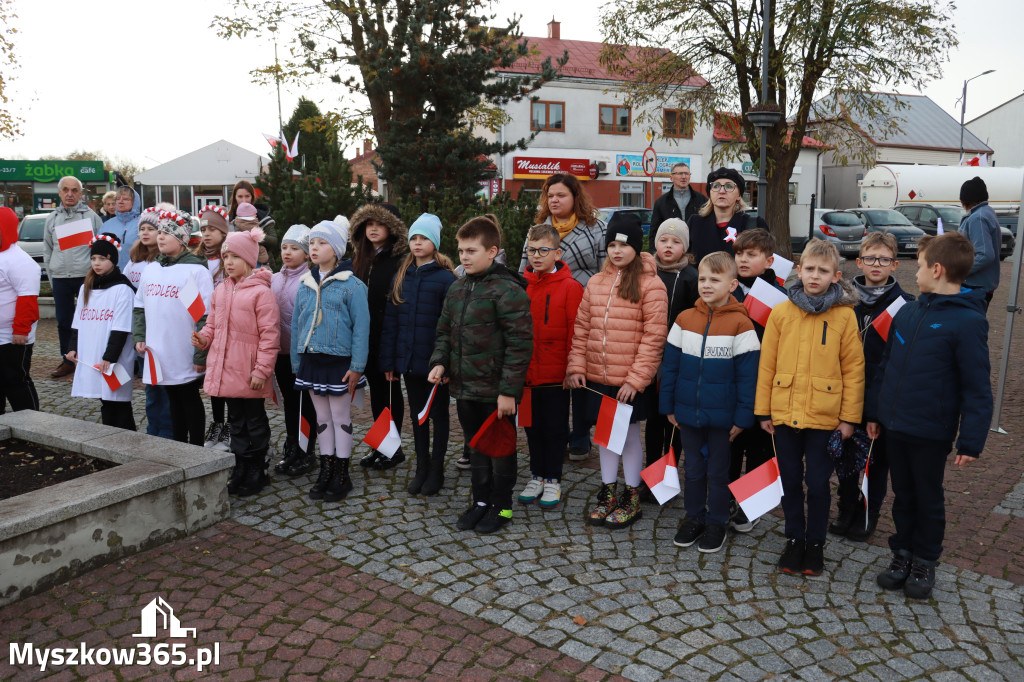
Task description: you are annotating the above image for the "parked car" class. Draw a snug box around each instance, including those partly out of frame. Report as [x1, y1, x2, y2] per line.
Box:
[17, 213, 47, 276]
[811, 209, 865, 258]
[596, 207, 653, 236]
[895, 203, 1015, 259]
[847, 209, 925, 256]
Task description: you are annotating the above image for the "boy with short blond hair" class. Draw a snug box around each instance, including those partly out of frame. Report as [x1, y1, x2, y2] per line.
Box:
[661, 252, 760, 554]
[830, 231, 914, 541]
[518, 224, 583, 509]
[755, 238, 865, 576]
[429, 216, 533, 535]
[868, 232, 992, 599]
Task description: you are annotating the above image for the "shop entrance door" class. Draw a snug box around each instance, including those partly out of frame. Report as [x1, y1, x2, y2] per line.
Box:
[195, 195, 225, 215]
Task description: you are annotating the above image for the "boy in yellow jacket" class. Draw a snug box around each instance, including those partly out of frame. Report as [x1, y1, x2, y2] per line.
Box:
[755, 239, 865, 576]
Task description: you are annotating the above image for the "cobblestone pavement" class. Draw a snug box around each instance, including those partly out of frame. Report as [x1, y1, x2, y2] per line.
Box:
[4, 259, 1023, 679]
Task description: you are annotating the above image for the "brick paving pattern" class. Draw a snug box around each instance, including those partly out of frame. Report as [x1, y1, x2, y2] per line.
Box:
[3, 259, 1023, 679]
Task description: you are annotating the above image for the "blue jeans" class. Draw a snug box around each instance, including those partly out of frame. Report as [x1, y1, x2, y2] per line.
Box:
[774, 425, 833, 544]
[145, 384, 175, 439]
[679, 425, 732, 526]
[51, 276, 84, 360]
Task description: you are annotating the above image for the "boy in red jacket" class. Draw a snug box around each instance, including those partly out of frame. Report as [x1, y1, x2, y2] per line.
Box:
[518, 224, 584, 509]
[0, 207, 41, 413]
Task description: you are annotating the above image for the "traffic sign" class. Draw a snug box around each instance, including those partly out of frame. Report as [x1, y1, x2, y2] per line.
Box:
[646, 129, 655, 144]
[642, 147, 657, 177]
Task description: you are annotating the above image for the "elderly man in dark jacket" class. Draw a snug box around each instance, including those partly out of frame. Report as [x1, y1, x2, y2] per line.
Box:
[649, 162, 707, 252]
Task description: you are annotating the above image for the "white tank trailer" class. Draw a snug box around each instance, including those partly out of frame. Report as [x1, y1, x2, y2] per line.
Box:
[859, 165, 1023, 214]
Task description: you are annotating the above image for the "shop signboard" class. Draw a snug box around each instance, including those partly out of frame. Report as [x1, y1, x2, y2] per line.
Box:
[616, 153, 691, 178]
[0, 160, 110, 184]
[512, 156, 591, 180]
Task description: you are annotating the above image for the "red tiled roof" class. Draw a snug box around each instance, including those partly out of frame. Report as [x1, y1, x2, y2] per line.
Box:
[495, 36, 706, 87]
[713, 112, 828, 149]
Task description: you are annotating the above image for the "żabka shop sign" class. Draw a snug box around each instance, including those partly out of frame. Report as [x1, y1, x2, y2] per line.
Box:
[513, 157, 591, 180]
[0, 160, 108, 183]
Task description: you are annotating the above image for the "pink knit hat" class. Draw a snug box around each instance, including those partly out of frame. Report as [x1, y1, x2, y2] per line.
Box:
[235, 202, 259, 220]
[223, 227, 264, 268]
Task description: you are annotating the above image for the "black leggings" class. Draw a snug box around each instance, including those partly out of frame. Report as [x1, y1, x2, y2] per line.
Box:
[524, 386, 569, 480]
[165, 379, 206, 445]
[274, 354, 318, 453]
[404, 373, 449, 461]
[100, 400, 136, 431]
[226, 397, 271, 458]
[211, 396, 226, 424]
[0, 342, 39, 414]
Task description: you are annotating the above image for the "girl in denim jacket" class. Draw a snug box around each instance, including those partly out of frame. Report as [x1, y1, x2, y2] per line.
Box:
[292, 218, 370, 503]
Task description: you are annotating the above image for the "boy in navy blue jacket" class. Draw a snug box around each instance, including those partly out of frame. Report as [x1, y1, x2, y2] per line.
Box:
[867, 232, 992, 600]
[833, 232, 914, 541]
[728, 228, 786, 532]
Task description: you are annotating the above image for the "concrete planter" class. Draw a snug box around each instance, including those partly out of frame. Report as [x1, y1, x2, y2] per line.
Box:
[0, 411, 232, 606]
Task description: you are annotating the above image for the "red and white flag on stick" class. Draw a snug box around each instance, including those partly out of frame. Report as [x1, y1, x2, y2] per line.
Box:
[362, 407, 401, 458]
[594, 394, 632, 455]
[178, 276, 205, 323]
[860, 439, 874, 531]
[297, 394, 311, 452]
[143, 348, 163, 385]
[772, 253, 794, 287]
[870, 297, 907, 342]
[743, 278, 789, 328]
[417, 383, 439, 425]
[728, 457, 784, 522]
[515, 387, 532, 428]
[94, 362, 131, 392]
[55, 218, 94, 250]
[640, 446, 681, 505]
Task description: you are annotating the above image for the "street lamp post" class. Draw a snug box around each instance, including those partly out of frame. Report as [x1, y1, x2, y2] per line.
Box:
[269, 24, 284, 136]
[959, 69, 995, 163]
[745, 0, 781, 220]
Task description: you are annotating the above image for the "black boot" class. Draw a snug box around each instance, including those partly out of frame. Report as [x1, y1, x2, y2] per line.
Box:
[324, 457, 353, 502]
[273, 437, 300, 474]
[227, 454, 246, 495]
[829, 499, 858, 536]
[420, 451, 446, 496]
[408, 451, 430, 495]
[310, 455, 333, 500]
[375, 448, 406, 471]
[847, 508, 880, 542]
[235, 454, 268, 497]
[284, 440, 316, 477]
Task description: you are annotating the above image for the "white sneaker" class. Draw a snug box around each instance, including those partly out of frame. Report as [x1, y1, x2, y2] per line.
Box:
[539, 479, 561, 509]
[204, 422, 224, 448]
[214, 424, 232, 452]
[517, 476, 544, 504]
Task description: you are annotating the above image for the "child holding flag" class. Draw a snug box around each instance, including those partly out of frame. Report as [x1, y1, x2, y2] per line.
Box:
[380, 213, 457, 496]
[567, 213, 668, 530]
[517, 223, 583, 509]
[868, 232, 992, 599]
[133, 210, 213, 445]
[192, 228, 280, 497]
[832, 232, 914, 540]
[292, 219, 370, 503]
[729, 228, 788, 532]
[66, 233, 137, 429]
[661, 252, 760, 553]
[428, 216, 532, 534]
[755, 239, 864, 576]
[271, 224, 319, 477]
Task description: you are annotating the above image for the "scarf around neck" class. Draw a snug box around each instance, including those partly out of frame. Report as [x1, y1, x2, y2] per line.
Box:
[789, 280, 845, 314]
[852, 275, 896, 307]
[551, 214, 578, 239]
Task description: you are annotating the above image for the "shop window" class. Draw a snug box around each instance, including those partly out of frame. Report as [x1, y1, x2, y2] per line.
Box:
[142, 185, 157, 207]
[619, 181, 645, 208]
[600, 105, 631, 135]
[789, 183, 797, 205]
[531, 101, 565, 132]
[177, 186, 193, 213]
[663, 109, 695, 138]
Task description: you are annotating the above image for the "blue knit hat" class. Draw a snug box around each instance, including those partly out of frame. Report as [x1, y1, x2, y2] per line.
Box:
[310, 218, 349, 260]
[407, 213, 442, 250]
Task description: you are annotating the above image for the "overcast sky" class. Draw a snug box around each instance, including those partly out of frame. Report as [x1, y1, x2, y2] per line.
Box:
[2, 0, 1020, 169]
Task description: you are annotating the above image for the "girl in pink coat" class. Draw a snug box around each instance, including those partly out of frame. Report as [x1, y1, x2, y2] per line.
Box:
[192, 228, 280, 497]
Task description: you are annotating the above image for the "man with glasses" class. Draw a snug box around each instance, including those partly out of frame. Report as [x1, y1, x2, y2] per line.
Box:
[42, 175, 102, 378]
[650, 163, 707, 253]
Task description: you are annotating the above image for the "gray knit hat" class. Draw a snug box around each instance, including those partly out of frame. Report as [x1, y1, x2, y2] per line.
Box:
[281, 223, 311, 254]
[310, 218, 349, 260]
[156, 209, 192, 246]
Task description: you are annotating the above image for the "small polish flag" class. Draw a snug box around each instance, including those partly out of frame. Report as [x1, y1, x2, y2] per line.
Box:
[860, 459, 870, 531]
[728, 456, 784, 522]
[55, 218, 94, 251]
[143, 348, 163, 385]
[417, 383, 439, 425]
[178, 277, 205, 323]
[743, 277, 788, 327]
[515, 387, 532, 428]
[594, 395, 632, 455]
[772, 253, 794, 286]
[297, 393, 311, 452]
[362, 407, 401, 458]
[870, 297, 907, 342]
[268, 375, 283, 409]
[640, 447, 681, 505]
[936, 217, 944, 235]
[95, 362, 131, 392]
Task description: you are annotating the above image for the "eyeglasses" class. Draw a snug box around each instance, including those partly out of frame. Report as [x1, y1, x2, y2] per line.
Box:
[670, 172, 690, 177]
[710, 183, 738, 192]
[526, 246, 557, 256]
[859, 256, 895, 266]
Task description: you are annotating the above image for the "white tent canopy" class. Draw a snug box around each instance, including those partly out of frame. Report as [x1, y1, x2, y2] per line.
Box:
[136, 140, 268, 186]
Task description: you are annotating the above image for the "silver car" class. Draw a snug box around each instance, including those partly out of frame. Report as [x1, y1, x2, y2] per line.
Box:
[812, 209, 865, 257]
[17, 214, 48, 276]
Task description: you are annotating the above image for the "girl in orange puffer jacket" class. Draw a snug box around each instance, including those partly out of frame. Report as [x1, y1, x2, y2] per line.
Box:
[567, 213, 668, 529]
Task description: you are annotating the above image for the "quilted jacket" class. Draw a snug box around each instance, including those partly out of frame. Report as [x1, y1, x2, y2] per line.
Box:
[523, 261, 584, 386]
